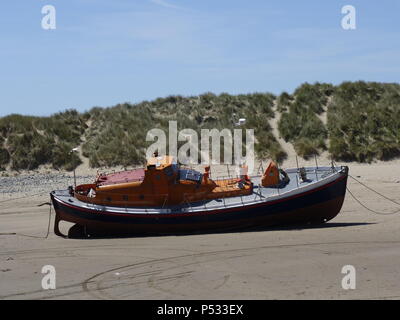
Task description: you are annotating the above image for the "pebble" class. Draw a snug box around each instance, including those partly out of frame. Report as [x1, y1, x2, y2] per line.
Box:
[0, 173, 93, 195]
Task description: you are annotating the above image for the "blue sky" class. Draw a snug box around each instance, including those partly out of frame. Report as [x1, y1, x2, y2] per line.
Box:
[1, 0, 399, 116]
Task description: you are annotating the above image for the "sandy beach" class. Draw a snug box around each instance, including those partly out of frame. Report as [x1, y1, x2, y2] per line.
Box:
[1, 158, 400, 300]
[3, 0, 400, 303]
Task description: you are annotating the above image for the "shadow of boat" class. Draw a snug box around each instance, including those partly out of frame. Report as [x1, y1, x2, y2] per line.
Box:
[67, 221, 374, 239]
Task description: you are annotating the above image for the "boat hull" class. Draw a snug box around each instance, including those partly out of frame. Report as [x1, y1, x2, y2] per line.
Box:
[51, 168, 348, 237]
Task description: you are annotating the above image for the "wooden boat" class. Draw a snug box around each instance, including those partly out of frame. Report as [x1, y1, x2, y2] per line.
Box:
[50, 156, 349, 237]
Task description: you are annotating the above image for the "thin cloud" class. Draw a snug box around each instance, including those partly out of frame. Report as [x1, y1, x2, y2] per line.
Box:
[150, 0, 182, 10]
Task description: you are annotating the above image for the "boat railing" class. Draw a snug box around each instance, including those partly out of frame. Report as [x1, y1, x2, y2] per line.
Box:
[181, 188, 261, 212]
[96, 164, 144, 175]
[110, 164, 341, 211]
[84, 192, 170, 210]
[95, 175, 144, 186]
[83, 158, 342, 211]
[86, 190, 249, 213]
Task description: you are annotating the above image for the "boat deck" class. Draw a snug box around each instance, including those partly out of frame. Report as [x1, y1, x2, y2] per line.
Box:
[183, 166, 341, 211]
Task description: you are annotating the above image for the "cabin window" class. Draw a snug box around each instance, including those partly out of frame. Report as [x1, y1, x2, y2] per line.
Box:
[106, 197, 112, 202]
[171, 163, 179, 174]
[122, 195, 128, 201]
[139, 195, 144, 200]
[179, 169, 202, 183]
[165, 166, 173, 176]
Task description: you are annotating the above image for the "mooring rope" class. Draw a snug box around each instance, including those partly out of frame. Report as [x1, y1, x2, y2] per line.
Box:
[346, 173, 400, 215]
[346, 186, 400, 215]
[0, 192, 48, 204]
[349, 174, 400, 206]
[0, 200, 52, 239]
[328, 161, 400, 215]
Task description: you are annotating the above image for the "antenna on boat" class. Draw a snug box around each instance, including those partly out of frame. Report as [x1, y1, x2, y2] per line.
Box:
[314, 155, 319, 181]
[257, 161, 264, 176]
[331, 160, 337, 172]
[226, 164, 231, 179]
[295, 155, 300, 187]
[69, 147, 79, 189]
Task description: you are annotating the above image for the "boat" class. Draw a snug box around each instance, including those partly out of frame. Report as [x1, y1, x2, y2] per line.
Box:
[50, 155, 349, 237]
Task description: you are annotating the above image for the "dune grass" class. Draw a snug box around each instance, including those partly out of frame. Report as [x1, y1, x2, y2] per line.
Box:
[278, 83, 330, 158]
[0, 82, 399, 171]
[327, 81, 400, 162]
[0, 110, 83, 171]
[82, 93, 286, 167]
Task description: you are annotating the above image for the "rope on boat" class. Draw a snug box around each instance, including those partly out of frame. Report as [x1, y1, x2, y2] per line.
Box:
[0, 199, 52, 239]
[332, 157, 400, 215]
[0, 192, 48, 203]
[346, 187, 400, 215]
[346, 174, 400, 215]
[348, 174, 400, 206]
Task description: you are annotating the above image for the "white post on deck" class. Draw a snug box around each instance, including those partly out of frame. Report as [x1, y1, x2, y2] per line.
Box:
[314, 155, 319, 181]
[69, 147, 79, 189]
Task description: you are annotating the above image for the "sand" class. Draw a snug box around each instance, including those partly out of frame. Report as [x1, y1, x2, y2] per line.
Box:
[1, 157, 400, 300]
